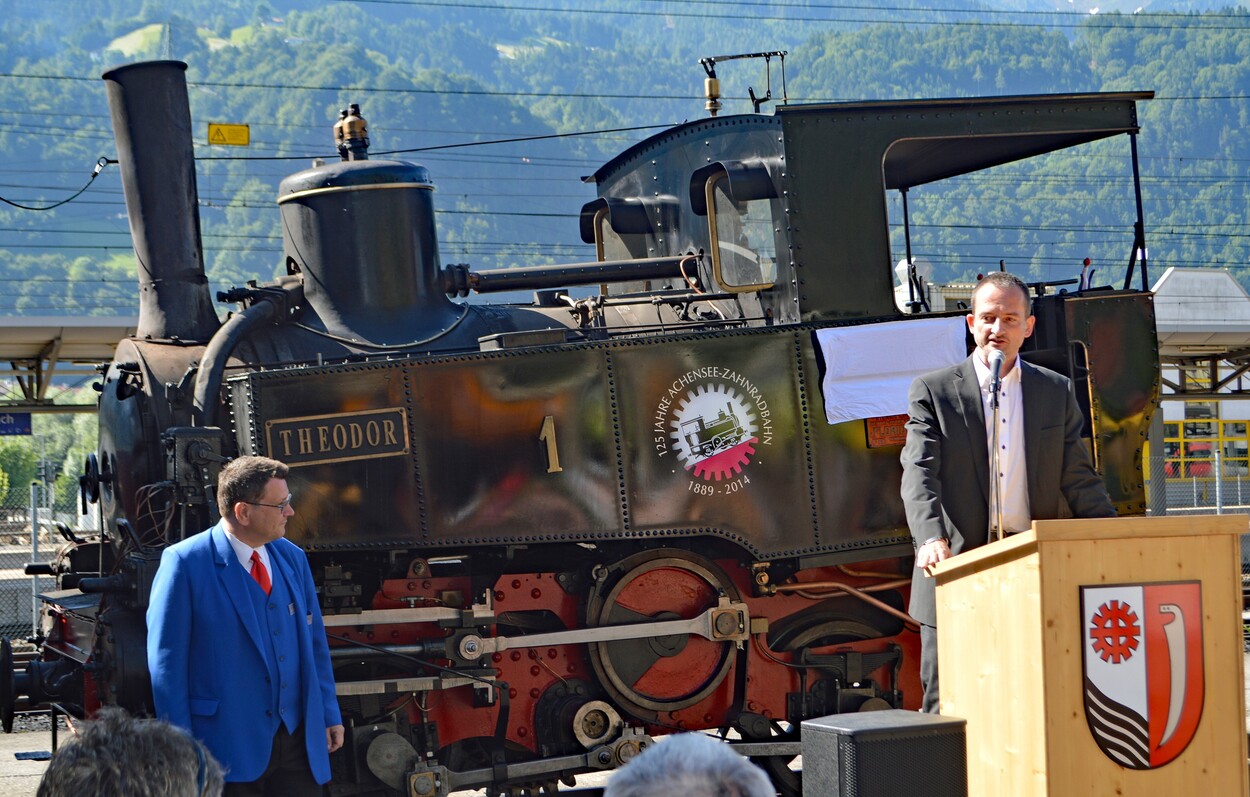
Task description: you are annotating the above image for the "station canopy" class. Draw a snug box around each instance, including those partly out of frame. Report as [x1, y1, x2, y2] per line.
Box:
[0, 316, 137, 412]
[1152, 267, 1250, 399]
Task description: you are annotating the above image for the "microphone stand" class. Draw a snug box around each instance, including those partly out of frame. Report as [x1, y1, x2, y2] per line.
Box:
[990, 373, 1004, 542]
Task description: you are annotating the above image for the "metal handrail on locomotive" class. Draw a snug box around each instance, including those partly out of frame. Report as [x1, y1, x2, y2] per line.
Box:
[1, 54, 1159, 797]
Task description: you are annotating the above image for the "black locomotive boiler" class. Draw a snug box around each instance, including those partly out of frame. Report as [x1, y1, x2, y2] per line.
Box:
[2, 59, 1160, 796]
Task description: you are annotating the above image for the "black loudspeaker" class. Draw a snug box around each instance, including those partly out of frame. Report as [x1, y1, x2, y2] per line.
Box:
[800, 710, 967, 797]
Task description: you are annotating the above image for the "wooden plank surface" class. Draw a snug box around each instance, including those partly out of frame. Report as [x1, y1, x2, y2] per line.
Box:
[937, 544, 1047, 794]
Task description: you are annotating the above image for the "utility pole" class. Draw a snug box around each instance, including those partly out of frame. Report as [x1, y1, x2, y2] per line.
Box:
[29, 480, 39, 637]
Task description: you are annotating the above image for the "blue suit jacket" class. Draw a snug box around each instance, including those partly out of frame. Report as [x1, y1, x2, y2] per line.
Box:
[146, 523, 342, 784]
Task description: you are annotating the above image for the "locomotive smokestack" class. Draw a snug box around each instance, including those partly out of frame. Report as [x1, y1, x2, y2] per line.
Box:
[102, 60, 219, 342]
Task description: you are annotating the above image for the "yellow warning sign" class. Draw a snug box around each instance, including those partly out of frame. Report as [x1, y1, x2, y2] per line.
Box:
[207, 123, 250, 147]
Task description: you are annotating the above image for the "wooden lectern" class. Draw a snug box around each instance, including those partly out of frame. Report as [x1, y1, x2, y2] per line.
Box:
[932, 515, 1248, 796]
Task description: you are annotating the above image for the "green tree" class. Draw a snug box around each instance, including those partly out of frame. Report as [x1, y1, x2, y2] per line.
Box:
[0, 439, 38, 507]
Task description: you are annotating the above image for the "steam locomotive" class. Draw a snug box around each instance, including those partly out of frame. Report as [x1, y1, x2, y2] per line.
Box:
[1, 59, 1159, 796]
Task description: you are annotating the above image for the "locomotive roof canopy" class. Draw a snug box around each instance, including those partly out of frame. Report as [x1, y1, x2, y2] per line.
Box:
[777, 91, 1154, 190]
[585, 91, 1151, 193]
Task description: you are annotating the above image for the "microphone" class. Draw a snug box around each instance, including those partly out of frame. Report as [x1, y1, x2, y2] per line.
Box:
[988, 348, 1006, 541]
[989, 349, 1005, 400]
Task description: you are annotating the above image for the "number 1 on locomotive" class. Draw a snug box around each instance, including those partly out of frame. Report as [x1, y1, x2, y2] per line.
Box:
[539, 415, 563, 473]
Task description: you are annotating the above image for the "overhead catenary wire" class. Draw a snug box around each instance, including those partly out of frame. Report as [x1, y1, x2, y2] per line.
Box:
[1, 70, 1246, 106]
[341, 0, 1250, 31]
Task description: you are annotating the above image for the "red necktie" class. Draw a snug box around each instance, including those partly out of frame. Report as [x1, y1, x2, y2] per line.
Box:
[250, 551, 271, 595]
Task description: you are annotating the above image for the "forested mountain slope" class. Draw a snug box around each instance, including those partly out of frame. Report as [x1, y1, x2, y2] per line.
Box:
[0, 0, 1245, 315]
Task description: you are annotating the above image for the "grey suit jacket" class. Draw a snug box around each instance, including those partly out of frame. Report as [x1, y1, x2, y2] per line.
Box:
[900, 355, 1115, 626]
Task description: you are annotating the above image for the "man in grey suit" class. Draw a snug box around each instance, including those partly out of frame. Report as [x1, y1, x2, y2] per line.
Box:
[900, 271, 1115, 713]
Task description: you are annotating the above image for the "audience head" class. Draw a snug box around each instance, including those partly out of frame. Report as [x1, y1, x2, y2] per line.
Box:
[604, 732, 775, 797]
[37, 707, 224, 797]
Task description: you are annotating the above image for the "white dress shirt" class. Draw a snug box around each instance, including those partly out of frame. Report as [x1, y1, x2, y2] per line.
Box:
[973, 354, 1031, 535]
[224, 527, 272, 573]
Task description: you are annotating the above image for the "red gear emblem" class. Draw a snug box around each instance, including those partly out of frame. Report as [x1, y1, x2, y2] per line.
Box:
[690, 440, 756, 480]
[1089, 600, 1140, 664]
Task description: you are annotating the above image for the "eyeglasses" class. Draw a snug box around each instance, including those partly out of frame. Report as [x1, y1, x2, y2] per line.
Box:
[246, 494, 293, 511]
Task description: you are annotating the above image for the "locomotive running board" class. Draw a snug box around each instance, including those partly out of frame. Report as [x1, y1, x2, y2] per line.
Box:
[322, 605, 494, 626]
[334, 671, 496, 697]
[728, 741, 803, 756]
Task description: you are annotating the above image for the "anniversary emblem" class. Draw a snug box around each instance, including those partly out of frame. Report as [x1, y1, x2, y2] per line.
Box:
[1080, 582, 1204, 770]
[653, 367, 773, 491]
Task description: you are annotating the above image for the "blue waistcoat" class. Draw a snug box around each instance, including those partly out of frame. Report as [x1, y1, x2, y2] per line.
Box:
[247, 554, 305, 735]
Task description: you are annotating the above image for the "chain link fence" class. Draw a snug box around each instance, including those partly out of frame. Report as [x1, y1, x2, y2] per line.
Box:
[1155, 457, 1250, 606]
[1157, 463, 1250, 516]
[0, 482, 90, 646]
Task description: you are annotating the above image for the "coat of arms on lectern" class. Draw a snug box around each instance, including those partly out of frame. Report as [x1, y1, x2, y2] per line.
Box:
[1079, 581, 1204, 769]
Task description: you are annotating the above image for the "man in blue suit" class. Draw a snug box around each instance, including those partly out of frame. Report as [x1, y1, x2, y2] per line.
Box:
[148, 456, 344, 795]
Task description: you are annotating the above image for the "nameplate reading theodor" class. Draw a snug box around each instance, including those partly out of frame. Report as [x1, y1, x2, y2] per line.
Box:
[265, 408, 410, 467]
